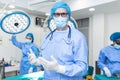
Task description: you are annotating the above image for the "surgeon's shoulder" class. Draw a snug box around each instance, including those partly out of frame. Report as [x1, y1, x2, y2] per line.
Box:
[102, 45, 113, 51]
[99, 45, 114, 56]
[72, 28, 86, 39]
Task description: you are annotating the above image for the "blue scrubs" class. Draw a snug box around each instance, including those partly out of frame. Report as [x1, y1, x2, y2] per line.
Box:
[98, 45, 120, 75]
[40, 27, 88, 80]
[11, 36, 39, 75]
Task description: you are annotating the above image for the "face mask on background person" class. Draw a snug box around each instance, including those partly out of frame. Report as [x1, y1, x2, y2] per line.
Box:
[54, 16, 67, 29]
[26, 39, 32, 43]
[114, 43, 120, 50]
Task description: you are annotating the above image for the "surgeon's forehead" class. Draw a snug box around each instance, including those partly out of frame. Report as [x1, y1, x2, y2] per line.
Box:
[55, 8, 67, 13]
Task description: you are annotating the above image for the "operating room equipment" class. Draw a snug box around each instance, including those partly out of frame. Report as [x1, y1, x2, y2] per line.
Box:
[0, 10, 31, 34]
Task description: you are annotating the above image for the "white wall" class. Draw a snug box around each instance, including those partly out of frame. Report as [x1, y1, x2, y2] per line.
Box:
[0, 14, 49, 62]
[105, 12, 120, 45]
[89, 13, 105, 66]
[89, 12, 120, 75]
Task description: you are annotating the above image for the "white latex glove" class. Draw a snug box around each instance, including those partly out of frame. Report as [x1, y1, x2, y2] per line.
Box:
[28, 49, 41, 65]
[103, 67, 111, 77]
[28, 67, 33, 73]
[39, 56, 65, 74]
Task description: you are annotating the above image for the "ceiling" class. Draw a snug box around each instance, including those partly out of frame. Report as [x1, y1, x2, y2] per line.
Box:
[0, 0, 120, 19]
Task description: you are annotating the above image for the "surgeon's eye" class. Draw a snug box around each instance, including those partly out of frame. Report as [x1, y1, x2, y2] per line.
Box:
[54, 13, 68, 17]
[26, 37, 32, 40]
[115, 40, 120, 45]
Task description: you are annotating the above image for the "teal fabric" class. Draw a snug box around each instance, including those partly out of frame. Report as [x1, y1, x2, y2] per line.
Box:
[83, 66, 94, 78]
[94, 74, 120, 80]
[3, 72, 44, 80]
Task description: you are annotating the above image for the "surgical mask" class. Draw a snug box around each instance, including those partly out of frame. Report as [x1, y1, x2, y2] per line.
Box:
[54, 16, 67, 29]
[25, 39, 32, 43]
[114, 44, 120, 50]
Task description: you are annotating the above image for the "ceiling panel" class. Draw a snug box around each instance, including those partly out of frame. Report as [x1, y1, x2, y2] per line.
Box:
[0, 0, 120, 19]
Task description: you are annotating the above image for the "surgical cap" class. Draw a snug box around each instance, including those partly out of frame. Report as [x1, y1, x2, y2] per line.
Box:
[26, 33, 34, 42]
[110, 32, 120, 41]
[50, 1, 71, 18]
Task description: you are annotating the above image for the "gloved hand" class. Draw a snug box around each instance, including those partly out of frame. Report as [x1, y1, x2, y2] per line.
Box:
[28, 67, 33, 73]
[39, 56, 65, 74]
[103, 67, 111, 77]
[28, 49, 41, 65]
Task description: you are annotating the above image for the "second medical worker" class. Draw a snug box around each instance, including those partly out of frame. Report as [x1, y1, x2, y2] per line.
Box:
[11, 33, 39, 75]
[98, 32, 120, 77]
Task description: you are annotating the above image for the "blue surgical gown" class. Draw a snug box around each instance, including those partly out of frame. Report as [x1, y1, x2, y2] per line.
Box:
[40, 27, 88, 80]
[11, 36, 39, 75]
[98, 45, 120, 75]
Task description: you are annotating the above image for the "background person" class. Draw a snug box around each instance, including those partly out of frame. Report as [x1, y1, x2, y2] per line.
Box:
[11, 33, 39, 75]
[97, 32, 120, 77]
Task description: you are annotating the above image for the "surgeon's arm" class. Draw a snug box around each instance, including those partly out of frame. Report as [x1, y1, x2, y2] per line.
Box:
[97, 50, 111, 77]
[11, 35, 23, 49]
[97, 50, 107, 70]
[63, 35, 88, 77]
